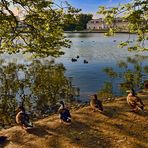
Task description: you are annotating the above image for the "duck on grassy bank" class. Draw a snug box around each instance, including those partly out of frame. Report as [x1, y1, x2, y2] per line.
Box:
[16, 106, 33, 130]
[58, 101, 71, 125]
[90, 94, 103, 112]
[126, 89, 144, 112]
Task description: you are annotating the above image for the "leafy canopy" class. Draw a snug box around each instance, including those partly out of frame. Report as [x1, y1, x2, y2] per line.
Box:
[63, 13, 93, 31]
[0, 0, 80, 57]
[0, 59, 78, 125]
[98, 0, 148, 51]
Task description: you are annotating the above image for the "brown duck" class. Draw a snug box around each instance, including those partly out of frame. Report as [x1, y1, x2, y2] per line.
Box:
[126, 89, 144, 112]
[90, 94, 103, 112]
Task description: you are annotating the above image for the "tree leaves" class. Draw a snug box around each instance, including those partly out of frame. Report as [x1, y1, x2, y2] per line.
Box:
[0, 0, 80, 57]
[98, 0, 148, 51]
[0, 59, 78, 125]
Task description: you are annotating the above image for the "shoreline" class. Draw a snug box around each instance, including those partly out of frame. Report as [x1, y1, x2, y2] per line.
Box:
[64, 30, 135, 34]
[0, 91, 147, 148]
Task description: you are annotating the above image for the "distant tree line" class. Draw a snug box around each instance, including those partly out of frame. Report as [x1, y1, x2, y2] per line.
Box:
[63, 13, 93, 31]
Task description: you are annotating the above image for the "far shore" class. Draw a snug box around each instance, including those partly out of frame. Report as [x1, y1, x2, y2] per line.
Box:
[64, 30, 135, 34]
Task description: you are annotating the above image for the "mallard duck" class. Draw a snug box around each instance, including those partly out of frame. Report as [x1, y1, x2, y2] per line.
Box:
[126, 89, 144, 112]
[58, 101, 71, 125]
[90, 94, 103, 112]
[16, 106, 33, 130]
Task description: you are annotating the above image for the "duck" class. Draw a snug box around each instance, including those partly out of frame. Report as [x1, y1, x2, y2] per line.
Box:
[58, 101, 71, 125]
[126, 89, 144, 112]
[16, 106, 33, 130]
[90, 94, 103, 112]
[84, 60, 88, 64]
[71, 58, 77, 62]
[76, 55, 79, 59]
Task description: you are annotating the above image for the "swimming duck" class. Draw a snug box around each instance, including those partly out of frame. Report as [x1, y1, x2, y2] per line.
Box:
[126, 89, 144, 112]
[58, 101, 71, 125]
[71, 58, 77, 62]
[90, 94, 103, 112]
[84, 60, 88, 64]
[16, 106, 33, 130]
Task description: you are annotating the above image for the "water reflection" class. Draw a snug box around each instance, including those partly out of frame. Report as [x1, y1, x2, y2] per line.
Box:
[56, 33, 148, 99]
[0, 59, 79, 127]
[98, 55, 148, 100]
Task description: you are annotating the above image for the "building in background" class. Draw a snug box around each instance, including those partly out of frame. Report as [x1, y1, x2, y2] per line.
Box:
[87, 18, 128, 31]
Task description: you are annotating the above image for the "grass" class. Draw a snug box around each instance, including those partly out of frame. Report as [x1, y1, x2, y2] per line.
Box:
[0, 92, 148, 148]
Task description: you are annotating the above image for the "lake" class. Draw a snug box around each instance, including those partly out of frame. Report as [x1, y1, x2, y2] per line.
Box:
[1, 33, 148, 101]
[55, 33, 148, 100]
[0, 33, 148, 126]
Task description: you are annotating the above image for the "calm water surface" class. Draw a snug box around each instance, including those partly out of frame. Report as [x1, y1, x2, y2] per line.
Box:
[1, 33, 148, 101]
[1, 33, 148, 127]
[55, 33, 148, 100]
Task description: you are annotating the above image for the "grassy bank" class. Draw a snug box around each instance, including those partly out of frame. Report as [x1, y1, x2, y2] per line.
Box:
[0, 92, 148, 148]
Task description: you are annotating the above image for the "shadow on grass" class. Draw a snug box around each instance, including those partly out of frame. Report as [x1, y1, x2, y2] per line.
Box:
[2, 93, 148, 148]
[46, 120, 112, 148]
[108, 122, 148, 144]
[27, 125, 50, 137]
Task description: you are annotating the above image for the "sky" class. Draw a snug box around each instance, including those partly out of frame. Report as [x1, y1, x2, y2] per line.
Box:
[12, 0, 132, 18]
[66, 0, 132, 18]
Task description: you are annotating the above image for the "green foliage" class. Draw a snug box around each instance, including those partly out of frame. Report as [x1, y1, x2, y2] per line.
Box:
[98, 82, 113, 99]
[118, 56, 145, 92]
[118, 41, 129, 48]
[117, 61, 128, 69]
[63, 13, 93, 31]
[98, 0, 148, 51]
[127, 56, 137, 64]
[103, 67, 118, 79]
[144, 66, 148, 73]
[0, 59, 78, 126]
[101, 68, 117, 98]
[120, 66, 142, 91]
[0, 0, 80, 57]
[102, 55, 147, 94]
